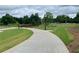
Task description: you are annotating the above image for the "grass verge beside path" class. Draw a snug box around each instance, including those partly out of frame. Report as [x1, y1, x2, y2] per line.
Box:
[0, 28, 33, 52]
[50, 24, 73, 45]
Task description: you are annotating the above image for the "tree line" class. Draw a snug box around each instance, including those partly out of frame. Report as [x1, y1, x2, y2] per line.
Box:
[0, 13, 41, 26]
[0, 12, 79, 26]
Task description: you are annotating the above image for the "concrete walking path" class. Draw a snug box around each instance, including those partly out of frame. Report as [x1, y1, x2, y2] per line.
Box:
[3, 27, 69, 53]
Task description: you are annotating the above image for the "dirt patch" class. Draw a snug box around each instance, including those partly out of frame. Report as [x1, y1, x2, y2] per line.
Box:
[67, 27, 79, 52]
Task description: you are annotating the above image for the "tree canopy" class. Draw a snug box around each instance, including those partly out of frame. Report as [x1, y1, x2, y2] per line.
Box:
[0, 12, 79, 26]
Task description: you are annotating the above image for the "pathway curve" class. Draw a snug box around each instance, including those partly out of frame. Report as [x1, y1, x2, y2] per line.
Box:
[3, 27, 69, 53]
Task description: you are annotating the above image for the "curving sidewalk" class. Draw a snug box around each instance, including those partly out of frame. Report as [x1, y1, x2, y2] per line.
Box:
[4, 27, 69, 53]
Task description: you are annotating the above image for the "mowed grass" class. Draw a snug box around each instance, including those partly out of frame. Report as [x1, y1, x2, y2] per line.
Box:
[49, 24, 74, 45]
[0, 24, 17, 29]
[35, 23, 78, 45]
[0, 28, 33, 52]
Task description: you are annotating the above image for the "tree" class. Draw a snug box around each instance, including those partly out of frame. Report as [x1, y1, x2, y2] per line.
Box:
[14, 17, 23, 24]
[0, 18, 2, 25]
[34, 13, 41, 25]
[73, 12, 79, 23]
[29, 13, 41, 25]
[23, 15, 30, 24]
[56, 15, 70, 23]
[42, 12, 53, 30]
[1, 14, 15, 25]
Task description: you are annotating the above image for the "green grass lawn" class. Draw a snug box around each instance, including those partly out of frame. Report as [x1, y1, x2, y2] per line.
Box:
[0, 28, 33, 52]
[49, 24, 74, 45]
[0, 24, 17, 29]
[35, 23, 78, 45]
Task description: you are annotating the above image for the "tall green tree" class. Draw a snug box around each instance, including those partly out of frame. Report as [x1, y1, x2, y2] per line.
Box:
[43, 12, 53, 30]
[73, 12, 79, 23]
[23, 15, 30, 24]
[29, 13, 41, 25]
[56, 15, 70, 23]
[1, 14, 15, 25]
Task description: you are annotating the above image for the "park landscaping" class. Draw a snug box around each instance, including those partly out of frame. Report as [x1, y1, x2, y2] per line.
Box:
[0, 10, 79, 53]
[35, 23, 79, 52]
[0, 28, 33, 52]
[35, 23, 75, 45]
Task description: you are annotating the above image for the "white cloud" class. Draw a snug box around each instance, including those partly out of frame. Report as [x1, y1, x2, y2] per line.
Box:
[0, 5, 79, 18]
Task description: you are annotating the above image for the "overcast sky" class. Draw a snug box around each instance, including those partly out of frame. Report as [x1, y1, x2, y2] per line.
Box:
[0, 5, 79, 18]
